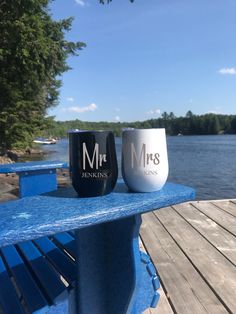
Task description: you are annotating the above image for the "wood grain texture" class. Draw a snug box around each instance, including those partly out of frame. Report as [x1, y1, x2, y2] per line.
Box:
[212, 200, 236, 218]
[141, 210, 228, 314]
[154, 206, 236, 313]
[173, 202, 236, 265]
[192, 201, 236, 236]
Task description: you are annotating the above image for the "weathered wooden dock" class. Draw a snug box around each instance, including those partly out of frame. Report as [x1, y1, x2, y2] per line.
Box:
[141, 199, 236, 314]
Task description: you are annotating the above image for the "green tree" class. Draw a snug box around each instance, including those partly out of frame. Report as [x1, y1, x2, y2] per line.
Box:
[230, 116, 236, 133]
[206, 114, 220, 135]
[169, 112, 176, 119]
[161, 112, 169, 120]
[0, 0, 85, 152]
[186, 110, 194, 118]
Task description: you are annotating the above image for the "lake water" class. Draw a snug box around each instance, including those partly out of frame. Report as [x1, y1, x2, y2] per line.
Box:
[39, 135, 236, 200]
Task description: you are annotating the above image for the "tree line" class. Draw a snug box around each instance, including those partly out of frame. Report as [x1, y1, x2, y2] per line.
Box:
[1, 1, 235, 153]
[42, 111, 236, 138]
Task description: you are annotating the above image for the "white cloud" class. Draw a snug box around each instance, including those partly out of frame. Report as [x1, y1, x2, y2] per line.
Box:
[114, 116, 120, 122]
[219, 67, 236, 75]
[146, 108, 161, 115]
[66, 97, 74, 102]
[75, 0, 86, 6]
[66, 103, 97, 113]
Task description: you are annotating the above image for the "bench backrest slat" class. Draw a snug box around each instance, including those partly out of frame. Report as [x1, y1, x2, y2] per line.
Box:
[51, 232, 77, 260]
[34, 237, 76, 285]
[1, 245, 49, 313]
[17, 241, 68, 304]
[0, 255, 25, 314]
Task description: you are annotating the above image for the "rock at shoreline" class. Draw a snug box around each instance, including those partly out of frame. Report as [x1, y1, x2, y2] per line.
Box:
[0, 173, 18, 203]
[0, 147, 47, 164]
[25, 148, 44, 155]
[5, 149, 45, 162]
[7, 150, 26, 161]
[0, 192, 18, 203]
[0, 156, 14, 164]
[0, 181, 16, 194]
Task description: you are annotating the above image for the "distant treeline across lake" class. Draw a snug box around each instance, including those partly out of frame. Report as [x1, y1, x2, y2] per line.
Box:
[42, 112, 236, 138]
[40, 135, 236, 201]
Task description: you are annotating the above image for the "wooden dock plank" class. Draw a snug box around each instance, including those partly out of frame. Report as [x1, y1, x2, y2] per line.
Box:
[192, 201, 236, 236]
[212, 200, 236, 218]
[154, 206, 236, 313]
[141, 211, 228, 314]
[173, 202, 236, 266]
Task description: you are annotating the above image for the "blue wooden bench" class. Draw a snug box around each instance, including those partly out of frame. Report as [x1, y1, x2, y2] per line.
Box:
[0, 160, 72, 313]
[0, 160, 68, 197]
[0, 161, 195, 313]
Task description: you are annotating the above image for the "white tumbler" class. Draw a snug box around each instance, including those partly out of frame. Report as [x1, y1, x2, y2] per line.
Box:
[122, 128, 169, 192]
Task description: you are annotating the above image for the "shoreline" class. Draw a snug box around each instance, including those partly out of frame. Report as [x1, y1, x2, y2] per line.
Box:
[0, 147, 50, 164]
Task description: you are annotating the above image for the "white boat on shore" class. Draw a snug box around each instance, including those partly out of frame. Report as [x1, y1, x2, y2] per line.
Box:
[33, 138, 57, 145]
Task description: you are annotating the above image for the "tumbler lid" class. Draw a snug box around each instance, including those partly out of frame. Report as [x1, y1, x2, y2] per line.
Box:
[67, 129, 112, 134]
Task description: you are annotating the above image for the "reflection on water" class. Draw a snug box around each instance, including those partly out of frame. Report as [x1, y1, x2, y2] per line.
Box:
[35, 135, 236, 200]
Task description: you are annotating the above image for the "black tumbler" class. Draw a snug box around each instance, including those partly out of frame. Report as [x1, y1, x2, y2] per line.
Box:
[69, 130, 118, 197]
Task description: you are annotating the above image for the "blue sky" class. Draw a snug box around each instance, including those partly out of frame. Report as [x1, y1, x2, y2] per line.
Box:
[48, 0, 236, 122]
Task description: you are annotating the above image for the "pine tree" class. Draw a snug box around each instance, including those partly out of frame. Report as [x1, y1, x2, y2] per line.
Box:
[0, 0, 85, 152]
